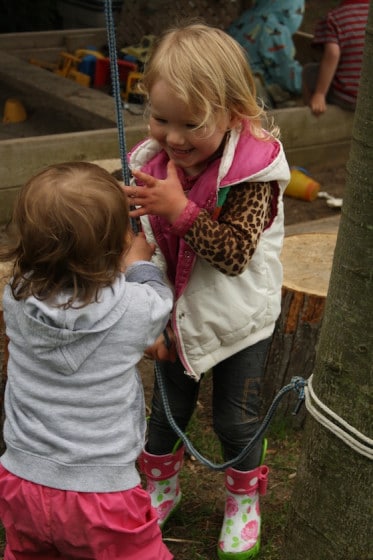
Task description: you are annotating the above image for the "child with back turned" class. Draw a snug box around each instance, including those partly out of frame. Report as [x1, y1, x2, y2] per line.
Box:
[0, 161, 174, 560]
[123, 22, 291, 559]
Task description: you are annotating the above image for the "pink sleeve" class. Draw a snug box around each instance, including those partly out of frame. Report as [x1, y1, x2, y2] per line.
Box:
[169, 200, 201, 237]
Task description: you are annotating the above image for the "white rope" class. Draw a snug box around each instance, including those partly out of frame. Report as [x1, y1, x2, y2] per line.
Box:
[304, 374, 373, 460]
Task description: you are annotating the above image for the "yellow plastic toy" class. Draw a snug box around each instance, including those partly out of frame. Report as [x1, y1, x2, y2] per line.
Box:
[2, 98, 27, 123]
[123, 71, 145, 102]
[29, 51, 91, 87]
[75, 49, 105, 60]
[54, 52, 91, 87]
[285, 168, 320, 201]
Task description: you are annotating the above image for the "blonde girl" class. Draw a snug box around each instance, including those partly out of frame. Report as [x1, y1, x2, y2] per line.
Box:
[124, 22, 290, 559]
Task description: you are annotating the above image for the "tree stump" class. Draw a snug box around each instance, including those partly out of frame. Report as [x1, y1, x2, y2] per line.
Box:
[262, 232, 337, 427]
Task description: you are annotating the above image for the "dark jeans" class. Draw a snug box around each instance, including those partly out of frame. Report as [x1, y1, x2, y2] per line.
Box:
[147, 337, 271, 471]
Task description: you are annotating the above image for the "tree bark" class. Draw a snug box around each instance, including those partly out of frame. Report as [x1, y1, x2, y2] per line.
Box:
[283, 5, 373, 559]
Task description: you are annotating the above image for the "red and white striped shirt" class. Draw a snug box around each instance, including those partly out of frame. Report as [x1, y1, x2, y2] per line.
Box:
[312, 0, 369, 105]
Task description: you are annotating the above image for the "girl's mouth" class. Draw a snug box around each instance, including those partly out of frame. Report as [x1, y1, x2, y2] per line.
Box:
[169, 147, 194, 156]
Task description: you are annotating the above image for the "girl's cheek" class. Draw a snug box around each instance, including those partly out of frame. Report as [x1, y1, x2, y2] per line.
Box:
[150, 124, 162, 139]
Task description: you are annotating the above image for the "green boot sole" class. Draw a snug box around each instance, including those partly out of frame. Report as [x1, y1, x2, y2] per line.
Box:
[217, 539, 260, 560]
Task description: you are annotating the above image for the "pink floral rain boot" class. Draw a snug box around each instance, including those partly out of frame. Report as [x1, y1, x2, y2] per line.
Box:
[138, 445, 184, 527]
[217, 463, 269, 559]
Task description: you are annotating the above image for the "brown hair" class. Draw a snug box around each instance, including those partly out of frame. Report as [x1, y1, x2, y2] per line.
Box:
[140, 21, 278, 138]
[0, 162, 131, 308]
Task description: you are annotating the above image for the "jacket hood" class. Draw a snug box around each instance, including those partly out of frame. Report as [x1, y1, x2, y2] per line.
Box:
[218, 125, 289, 187]
[11, 275, 131, 375]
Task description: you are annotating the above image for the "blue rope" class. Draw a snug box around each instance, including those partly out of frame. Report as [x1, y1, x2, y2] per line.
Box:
[103, 0, 139, 232]
[155, 361, 308, 471]
[103, 0, 129, 183]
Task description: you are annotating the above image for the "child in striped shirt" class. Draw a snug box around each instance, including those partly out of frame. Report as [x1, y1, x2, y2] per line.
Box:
[302, 0, 369, 115]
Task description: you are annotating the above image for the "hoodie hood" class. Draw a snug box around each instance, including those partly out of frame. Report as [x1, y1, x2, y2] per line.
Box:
[8, 275, 131, 375]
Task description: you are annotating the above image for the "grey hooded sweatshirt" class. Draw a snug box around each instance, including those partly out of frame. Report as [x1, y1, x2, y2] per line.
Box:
[1, 262, 173, 493]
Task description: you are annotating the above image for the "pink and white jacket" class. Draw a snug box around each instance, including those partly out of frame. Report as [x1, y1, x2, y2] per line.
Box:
[129, 125, 290, 380]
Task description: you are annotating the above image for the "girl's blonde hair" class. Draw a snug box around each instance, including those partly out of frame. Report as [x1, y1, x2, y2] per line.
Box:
[141, 21, 278, 138]
[1, 162, 131, 308]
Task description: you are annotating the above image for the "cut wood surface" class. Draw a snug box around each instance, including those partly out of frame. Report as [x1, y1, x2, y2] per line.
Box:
[282, 232, 337, 296]
[263, 233, 337, 426]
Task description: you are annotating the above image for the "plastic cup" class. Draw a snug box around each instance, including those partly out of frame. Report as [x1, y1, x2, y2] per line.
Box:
[285, 168, 320, 201]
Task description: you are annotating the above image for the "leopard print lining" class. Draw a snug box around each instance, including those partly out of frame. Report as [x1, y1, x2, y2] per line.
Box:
[183, 181, 273, 275]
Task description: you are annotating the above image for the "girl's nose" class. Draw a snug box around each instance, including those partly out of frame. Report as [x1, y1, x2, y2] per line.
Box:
[166, 126, 185, 145]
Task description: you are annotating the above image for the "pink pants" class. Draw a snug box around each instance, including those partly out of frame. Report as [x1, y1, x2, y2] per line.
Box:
[0, 465, 173, 560]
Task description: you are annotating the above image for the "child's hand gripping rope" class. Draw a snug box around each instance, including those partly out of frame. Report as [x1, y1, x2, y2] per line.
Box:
[144, 325, 177, 363]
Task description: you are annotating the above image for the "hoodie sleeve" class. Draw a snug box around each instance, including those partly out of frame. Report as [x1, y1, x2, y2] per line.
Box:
[125, 261, 173, 299]
[125, 261, 174, 347]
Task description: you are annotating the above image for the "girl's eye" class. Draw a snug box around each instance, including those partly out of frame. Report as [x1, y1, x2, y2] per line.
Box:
[186, 123, 198, 129]
[153, 117, 167, 124]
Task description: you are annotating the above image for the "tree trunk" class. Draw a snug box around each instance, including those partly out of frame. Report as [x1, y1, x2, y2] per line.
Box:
[263, 232, 336, 426]
[283, 6, 373, 559]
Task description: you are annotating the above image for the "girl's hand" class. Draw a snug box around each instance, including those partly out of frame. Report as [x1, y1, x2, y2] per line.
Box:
[123, 160, 188, 223]
[121, 232, 156, 270]
[144, 325, 177, 362]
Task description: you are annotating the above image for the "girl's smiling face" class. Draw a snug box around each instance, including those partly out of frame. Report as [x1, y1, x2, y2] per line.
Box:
[148, 80, 234, 176]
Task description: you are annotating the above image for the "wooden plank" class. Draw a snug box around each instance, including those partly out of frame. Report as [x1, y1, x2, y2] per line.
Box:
[0, 129, 118, 187]
[271, 106, 355, 149]
[0, 28, 107, 63]
[0, 126, 148, 223]
[0, 28, 107, 52]
[0, 127, 146, 187]
[0, 116, 351, 223]
[284, 139, 351, 168]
